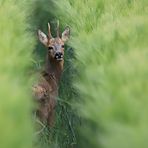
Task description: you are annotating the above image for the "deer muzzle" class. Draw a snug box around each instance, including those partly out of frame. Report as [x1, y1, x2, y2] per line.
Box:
[54, 52, 63, 60]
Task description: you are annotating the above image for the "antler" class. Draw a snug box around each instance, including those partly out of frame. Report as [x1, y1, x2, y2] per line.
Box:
[57, 20, 60, 38]
[48, 23, 52, 39]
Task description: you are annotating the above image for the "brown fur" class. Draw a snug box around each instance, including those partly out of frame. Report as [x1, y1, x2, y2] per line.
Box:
[33, 48, 64, 126]
[33, 23, 70, 126]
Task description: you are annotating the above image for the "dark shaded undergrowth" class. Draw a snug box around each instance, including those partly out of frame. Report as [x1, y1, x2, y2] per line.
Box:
[29, 0, 80, 147]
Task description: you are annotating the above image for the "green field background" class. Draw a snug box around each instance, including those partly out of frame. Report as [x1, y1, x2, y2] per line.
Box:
[0, 0, 148, 148]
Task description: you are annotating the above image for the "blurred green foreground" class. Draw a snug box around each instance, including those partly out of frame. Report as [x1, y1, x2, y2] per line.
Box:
[0, 0, 148, 148]
[0, 0, 34, 148]
[54, 0, 148, 148]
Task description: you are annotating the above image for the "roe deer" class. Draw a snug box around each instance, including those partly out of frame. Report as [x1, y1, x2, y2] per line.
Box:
[33, 22, 70, 126]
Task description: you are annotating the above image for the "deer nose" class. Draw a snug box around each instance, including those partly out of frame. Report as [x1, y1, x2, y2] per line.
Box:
[54, 52, 63, 60]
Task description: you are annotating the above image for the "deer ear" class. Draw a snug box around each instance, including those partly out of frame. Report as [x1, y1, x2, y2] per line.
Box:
[62, 27, 70, 42]
[38, 30, 48, 46]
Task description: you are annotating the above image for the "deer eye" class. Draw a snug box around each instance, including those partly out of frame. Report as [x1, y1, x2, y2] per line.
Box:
[48, 46, 53, 50]
[61, 45, 65, 48]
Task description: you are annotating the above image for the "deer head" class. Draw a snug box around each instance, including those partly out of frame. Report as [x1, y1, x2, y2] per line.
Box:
[38, 22, 70, 61]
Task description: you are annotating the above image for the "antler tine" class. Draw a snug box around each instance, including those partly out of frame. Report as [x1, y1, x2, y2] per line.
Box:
[48, 23, 52, 39]
[57, 20, 60, 38]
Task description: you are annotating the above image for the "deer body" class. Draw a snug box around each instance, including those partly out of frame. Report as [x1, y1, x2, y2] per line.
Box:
[33, 22, 70, 126]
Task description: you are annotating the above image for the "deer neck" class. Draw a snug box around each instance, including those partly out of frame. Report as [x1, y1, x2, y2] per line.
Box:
[45, 55, 64, 83]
